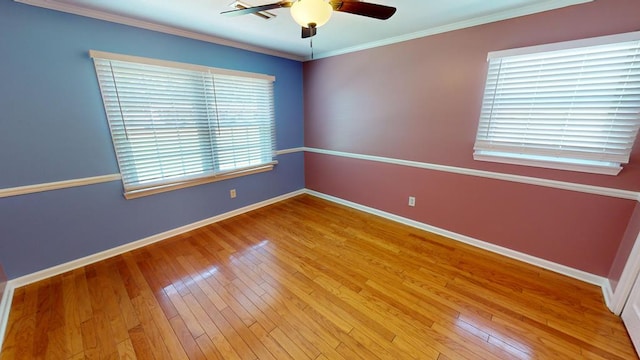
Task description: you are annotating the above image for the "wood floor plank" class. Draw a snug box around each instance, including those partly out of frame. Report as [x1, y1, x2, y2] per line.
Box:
[44, 326, 67, 360]
[168, 316, 208, 360]
[175, 254, 228, 311]
[106, 261, 141, 332]
[243, 241, 352, 356]
[115, 338, 137, 360]
[258, 289, 344, 359]
[187, 289, 256, 360]
[1, 195, 637, 360]
[178, 284, 240, 360]
[33, 280, 55, 358]
[0, 288, 26, 360]
[248, 322, 295, 360]
[127, 324, 156, 360]
[61, 273, 84, 357]
[193, 335, 227, 360]
[80, 317, 99, 360]
[268, 327, 313, 360]
[129, 296, 174, 360]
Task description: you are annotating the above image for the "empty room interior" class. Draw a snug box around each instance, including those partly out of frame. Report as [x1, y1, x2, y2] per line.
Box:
[2, 0, 640, 358]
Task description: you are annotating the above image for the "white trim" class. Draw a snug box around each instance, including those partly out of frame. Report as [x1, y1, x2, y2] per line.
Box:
[304, 147, 640, 201]
[310, 0, 593, 60]
[306, 189, 607, 288]
[488, 30, 640, 59]
[7, 189, 305, 289]
[0, 283, 14, 353]
[603, 280, 615, 311]
[609, 232, 640, 314]
[2, 147, 636, 201]
[0, 174, 121, 198]
[276, 147, 305, 155]
[0, 189, 303, 350]
[0, 186, 615, 348]
[13, 0, 591, 62]
[89, 50, 276, 81]
[14, 0, 303, 62]
[0, 147, 306, 198]
[474, 153, 621, 176]
[123, 164, 276, 200]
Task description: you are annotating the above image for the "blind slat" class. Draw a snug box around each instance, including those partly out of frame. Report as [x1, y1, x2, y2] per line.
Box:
[93, 54, 276, 191]
[474, 33, 640, 175]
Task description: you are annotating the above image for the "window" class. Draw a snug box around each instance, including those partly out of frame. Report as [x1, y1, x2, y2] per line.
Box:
[90, 50, 276, 198]
[474, 31, 640, 175]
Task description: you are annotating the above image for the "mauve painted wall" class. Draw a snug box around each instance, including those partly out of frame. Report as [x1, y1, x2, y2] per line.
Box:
[305, 0, 640, 191]
[0, 1, 304, 279]
[305, 153, 636, 275]
[304, 0, 640, 276]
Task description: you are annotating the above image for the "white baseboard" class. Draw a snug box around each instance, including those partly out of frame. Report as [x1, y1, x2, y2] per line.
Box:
[0, 187, 614, 351]
[603, 279, 615, 312]
[305, 189, 608, 289]
[0, 189, 305, 352]
[0, 283, 14, 353]
[0, 189, 304, 352]
[8, 189, 305, 289]
[607, 233, 640, 315]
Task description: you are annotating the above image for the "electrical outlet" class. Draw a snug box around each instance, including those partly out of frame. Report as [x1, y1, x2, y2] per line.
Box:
[230, 189, 237, 198]
[408, 196, 416, 207]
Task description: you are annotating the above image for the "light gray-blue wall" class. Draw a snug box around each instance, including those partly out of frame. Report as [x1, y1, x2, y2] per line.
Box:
[0, 0, 305, 279]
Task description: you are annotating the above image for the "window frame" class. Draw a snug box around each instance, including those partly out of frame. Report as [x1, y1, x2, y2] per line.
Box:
[90, 50, 277, 199]
[473, 31, 640, 175]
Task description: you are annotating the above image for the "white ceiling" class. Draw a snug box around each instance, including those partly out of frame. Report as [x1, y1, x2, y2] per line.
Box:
[18, 0, 590, 60]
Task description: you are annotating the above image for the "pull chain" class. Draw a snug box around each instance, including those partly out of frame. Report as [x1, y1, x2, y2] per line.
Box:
[310, 36, 314, 60]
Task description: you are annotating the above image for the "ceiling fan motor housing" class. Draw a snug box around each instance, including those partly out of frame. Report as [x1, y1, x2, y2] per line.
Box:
[291, 0, 333, 28]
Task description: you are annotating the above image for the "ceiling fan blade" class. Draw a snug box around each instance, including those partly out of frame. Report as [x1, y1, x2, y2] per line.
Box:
[301, 26, 317, 38]
[330, 1, 396, 20]
[221, 1, 293, 17]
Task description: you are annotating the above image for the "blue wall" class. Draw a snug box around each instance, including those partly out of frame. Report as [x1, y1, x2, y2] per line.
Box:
[0, 1, 305, 279]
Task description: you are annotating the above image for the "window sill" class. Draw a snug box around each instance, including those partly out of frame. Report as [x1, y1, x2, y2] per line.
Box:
[123, 163, 276, 199]
[473, 152, 621, 176]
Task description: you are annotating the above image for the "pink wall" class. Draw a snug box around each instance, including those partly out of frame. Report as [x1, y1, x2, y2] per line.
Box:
[304, 0, 640, 191]
[305, 153, 635, 276]
[303, 0, 640, 277]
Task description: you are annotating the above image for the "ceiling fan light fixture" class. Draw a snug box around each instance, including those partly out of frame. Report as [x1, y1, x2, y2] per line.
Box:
[290, 0, 332, 28]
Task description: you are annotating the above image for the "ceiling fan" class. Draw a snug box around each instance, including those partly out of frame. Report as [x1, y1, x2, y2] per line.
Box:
[221, 0, 397, 38]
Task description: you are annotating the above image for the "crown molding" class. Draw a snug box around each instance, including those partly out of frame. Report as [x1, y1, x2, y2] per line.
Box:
[310, 0, 593, 60]
[14, 0, 305, 62]
[15, 0, 592, 62]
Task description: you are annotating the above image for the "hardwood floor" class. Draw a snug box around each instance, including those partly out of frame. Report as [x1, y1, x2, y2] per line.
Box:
[1, 194, 637, 359]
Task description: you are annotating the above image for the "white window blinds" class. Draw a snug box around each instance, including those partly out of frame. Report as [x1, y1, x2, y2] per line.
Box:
[474, 32, 640, 175]
[90, 51, 276, 198]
